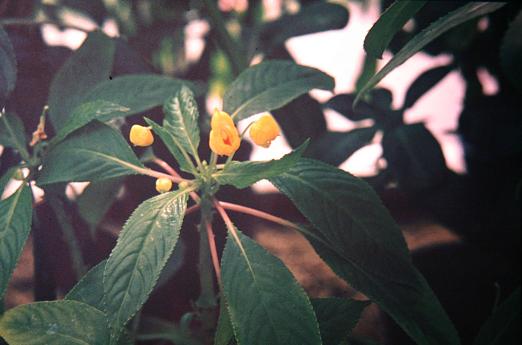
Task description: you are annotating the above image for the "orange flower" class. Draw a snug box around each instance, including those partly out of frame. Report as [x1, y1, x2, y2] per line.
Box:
[129, 124, 154, 147]
[209, 109, 240, 156]
[249, 114, 280, 148]
[155, 178, 172, 193]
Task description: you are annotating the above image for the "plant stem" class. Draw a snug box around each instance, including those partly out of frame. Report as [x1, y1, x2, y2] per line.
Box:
[201, 0, 247, 76]
[152, 158, 201, 202]
[218, 201, 299, 230]
[185, 204, 201, 216]
[134, 166, 185, 183]
[205, 222, 222, 287]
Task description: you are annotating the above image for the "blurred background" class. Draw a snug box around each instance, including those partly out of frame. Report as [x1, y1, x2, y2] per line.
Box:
[1, 0, 521, 344]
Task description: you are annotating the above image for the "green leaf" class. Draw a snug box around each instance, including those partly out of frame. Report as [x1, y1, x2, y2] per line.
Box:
[103, 189, 188, 342]
[403, 65, 453, 110]
[501, 9, 522, 91]
[311, 297, 370, 345]
[364, 0, 427, 59]
[223, 60, 334, 121]
[355, 54, 377, 92]
[83, 74, 191, 115]
[214, 140, 308, 189]
[215, 294, 234, 345]
[0, 26, 17, 105]
[221, 230, 322, 345]
[0, 167, 17, 196]
[38, 121, 143, 185]
[65, 260, 107, 311]
[48, 31, 115, 130]
[50, 101, 130, 146]
[356, 2, 505, 105]
[269, 159, 460, 345]
[162, 85, 200, 158]
[0, 300, 110, 345]
[474, 286, 520, 345]
[137, 317, 204, 345]
[144, 118, 195, 174]
[0, 112, 26, 152]
[77, 177, 125, 236]
[260, 2, 349, 51]
[307, 127, 377, 167]
[0, 185, 32, 300]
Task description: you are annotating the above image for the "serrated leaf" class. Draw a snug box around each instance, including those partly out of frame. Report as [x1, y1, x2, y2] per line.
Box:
[269, 159, 460, 345]
[307, 127, 377, 167]
[260, 2, 349, 51]
[50, 101, 130, 146]
[162, 85, 200, 157]
[48, 31, 115, 130]
[223, 60, 334, 121]
[500, 10, 522, 91]
[364, 0, 427, 59]
[221, 230, 322, 345]
[403, 65, 453, 109]
[103, 189, 188, 342]
[214, 140, 308, 189]
[38, 121, 143, 185]
[0, 185, 32, 299]
[356, 2, 505, 105]
[144, 118, 195, 173]
[0, 167, 17, 196]
[311, 297, 370, 345]
[83, 74, 191, 114]
[65, 260, 107, 311]
[474, 286, 520, 345]
[0, 26, 17, 106]
[215, 295, 234, 345]
[0, 300, 110, 344]
[0, 112, 26, 151]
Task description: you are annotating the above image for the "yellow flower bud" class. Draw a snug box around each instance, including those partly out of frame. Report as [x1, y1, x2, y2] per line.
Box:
[209, 109, 240, 156]
[129, 125, 154, 147]
[249, 114, 280, 148]
[155, 178, 172, 193]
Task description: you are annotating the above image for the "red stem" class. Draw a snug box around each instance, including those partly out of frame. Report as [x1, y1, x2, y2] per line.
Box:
[206, 222, 222, 286]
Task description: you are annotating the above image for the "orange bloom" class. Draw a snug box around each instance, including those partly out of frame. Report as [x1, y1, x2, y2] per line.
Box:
[209, 109, 240, 156]
[249, 114, 280, 148]
[129, 124, 154, 147]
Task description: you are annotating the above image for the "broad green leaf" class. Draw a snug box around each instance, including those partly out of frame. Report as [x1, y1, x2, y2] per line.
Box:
[77, 177, 125, 236]
[215, 294, 234, 345]
[65, 260, 107, 311]
[163, 85, 200, 157]
[356, 2, 506, 105]
[403, 65, 453, 109]
[364, 0, 427, 59]
[0, 185, 32, 299]
[260, 2, 349, 50]
[144, 118, 195, 173]
[223, 60, 334, 121]
[311, 297, 370, 345]
[48, 31, 115, 130]
[103, 189, 188, 342]
[50, 101, 130, 146]
[137, 317, 204, 345]
[0, 167, 17, 196]
[0, 26, 17, 105]
[270, 159, 460, 345]
[221, 230, 322, 345]
[83, 74, 190, 115]
[501, 10, 522, 91]
[0, 300, 110, 344]
[214, 140, 308, 189]
[0, 112, 26, 151]
[307, 127, 377, 167]
[474, 286, 520, 345]
[38, 121, 143, 185]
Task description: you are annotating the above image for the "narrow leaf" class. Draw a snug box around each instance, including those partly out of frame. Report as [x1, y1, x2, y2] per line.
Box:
[214, 140, 308, 189]
[103, 189, 188, 342]
[403, 65, 453, 109]
[0, 300, 110, 345]
[221, 230, 322, 345]
[163, 85, 200, 157]
[48, 31, 115, 129]
[38, 121, 143, 185]
[0, 185, 32, 299]
[224, 60, 334, 121]
[65, 260, 107, 312]
[270, 159, 460, 345]
[0, 112, 26, 151]
[474, 286, 520, 345]
[311, 297, 370, 345]
[0, 26, 17, 105]
[364, 0, 427, 59]
[356, 2, 506, 104]
[144, 118, 195, 173]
